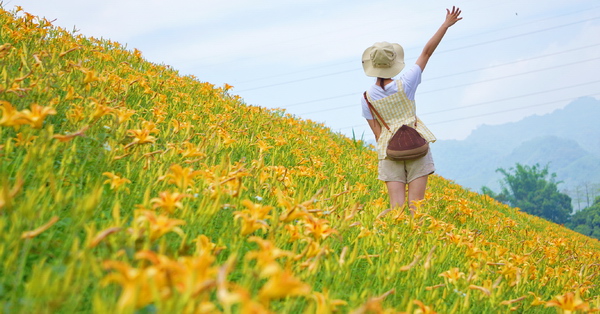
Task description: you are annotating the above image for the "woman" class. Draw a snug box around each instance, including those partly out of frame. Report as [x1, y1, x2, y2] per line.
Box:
[361, 7, 462, 217]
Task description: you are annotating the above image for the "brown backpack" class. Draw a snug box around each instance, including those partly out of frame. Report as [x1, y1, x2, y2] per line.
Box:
[364, 92, 429, 161]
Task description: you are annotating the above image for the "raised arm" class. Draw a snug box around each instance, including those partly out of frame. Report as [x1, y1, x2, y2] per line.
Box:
[416, 6, 462, 71]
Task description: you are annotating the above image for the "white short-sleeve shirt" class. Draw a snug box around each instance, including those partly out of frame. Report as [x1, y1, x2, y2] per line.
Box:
[361, 64, 422, 120]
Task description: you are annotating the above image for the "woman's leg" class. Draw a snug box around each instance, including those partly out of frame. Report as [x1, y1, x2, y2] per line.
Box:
[407, 175, 429, 213]
[387, 181, 407, 209]
[377, 181, 406, 218]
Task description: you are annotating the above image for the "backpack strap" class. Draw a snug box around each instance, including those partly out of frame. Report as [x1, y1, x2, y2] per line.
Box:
[364, 91, 419, 129]
[363, 92, 391, 132]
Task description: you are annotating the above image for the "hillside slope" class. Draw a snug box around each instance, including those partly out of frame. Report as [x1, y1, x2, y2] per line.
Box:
[1, 7, 599, 313]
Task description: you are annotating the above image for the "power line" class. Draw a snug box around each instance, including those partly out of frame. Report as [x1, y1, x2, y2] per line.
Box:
[295, 56, 600, 116]
[287, 43, 600, 109]
[436, 16, 600, 55]
[420, 79, 600, 116]
[236, 68, 359, 92]
[194, 0, 482, 66]
[337, 93, 600, 131]
[417, 56, 600, 95]
[425, 42, 600, 82]
[234, 15, 600, 92]
[426, 93, 600, 126]
[213, 3, 600, 78]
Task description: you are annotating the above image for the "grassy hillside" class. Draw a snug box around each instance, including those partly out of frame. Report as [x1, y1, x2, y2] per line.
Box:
[1, 7, 599, 313]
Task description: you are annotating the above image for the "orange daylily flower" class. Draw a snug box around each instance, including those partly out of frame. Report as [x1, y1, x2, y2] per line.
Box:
[177, 141, 206, 159]
[303, 217, 337, 241]
[171, 119, 193, 133]
[194, 234, 225, 255]
[216, 128, 235, 146]
[112, 107, 136, 124]
[64, 86, 82, 100]
[141, 120, 160, 133]
[150, 191, 188, 213]
[351, 289, 395, 314]
[439, 267, 465, 284]
[0, 101, 28, 127]
[91, 101, 113, 120]
[18, 103, 57, 128]
[102, 172, 131, 192]
[126, 129, 157, 147]
[284, 224, 304, 242]
[101, 260, 164, 311]
[233, 200, 273, 236]
[65, 105, 85, 123]
[529, 292, 546, 306]
[311, 290, 347, 314]
[258, 269, 311, 303]
[13, 132, 37, 146]
[163, 164, 201, 190]
[545, 292, 589, 313]
[81, 68, 100, 84]
[413, 300, 436, 314]
[0, 43, 12, 58]
[254, 139, 273, 153]
[300, 239, 328, 259]
[135, 210, 186, 241]
[246, 236, 294, 277]
[277, 189, 312, 223]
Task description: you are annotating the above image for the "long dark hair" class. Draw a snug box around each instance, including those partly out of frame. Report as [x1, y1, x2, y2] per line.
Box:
[377, 77, 389, 91]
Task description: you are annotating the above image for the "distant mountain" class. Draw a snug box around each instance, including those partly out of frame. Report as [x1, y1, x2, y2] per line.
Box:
[432, 97, 600, 207]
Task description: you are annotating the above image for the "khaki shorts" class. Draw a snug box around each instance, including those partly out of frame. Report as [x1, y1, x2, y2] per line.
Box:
[378, 149, 435, 183]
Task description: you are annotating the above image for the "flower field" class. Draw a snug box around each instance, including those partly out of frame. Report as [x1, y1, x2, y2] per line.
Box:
[1, 6, 599, 313]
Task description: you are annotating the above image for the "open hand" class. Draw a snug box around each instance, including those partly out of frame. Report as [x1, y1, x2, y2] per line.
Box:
[444, 6, 463, 27]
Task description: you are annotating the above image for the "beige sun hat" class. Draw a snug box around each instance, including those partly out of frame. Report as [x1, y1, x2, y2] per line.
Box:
[362, 41, 405, 78]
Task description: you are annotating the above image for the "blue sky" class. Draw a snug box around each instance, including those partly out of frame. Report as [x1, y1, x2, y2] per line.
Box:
[6, 0, 600, 141]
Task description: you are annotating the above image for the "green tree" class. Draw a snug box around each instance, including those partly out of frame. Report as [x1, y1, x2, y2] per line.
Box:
[567, 196, 600, 239]
[483, 163, 572, 224]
